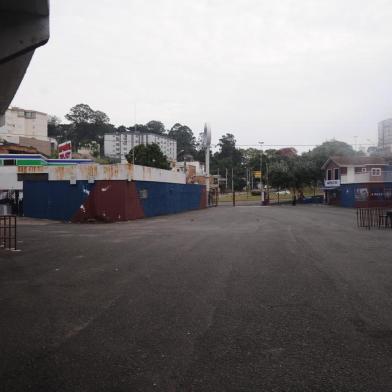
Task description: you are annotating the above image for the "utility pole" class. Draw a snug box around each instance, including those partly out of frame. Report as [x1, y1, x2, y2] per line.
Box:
[203, 123, 211, 207]
[259, 141, 264, 205]
[133, 103, 137, 165]
[266, 162, 269, 204]
[246, 168, 249, 198]
[225, 168, 228, 193]
[217, 168, 220, 195]
[232, 167, 235, 206]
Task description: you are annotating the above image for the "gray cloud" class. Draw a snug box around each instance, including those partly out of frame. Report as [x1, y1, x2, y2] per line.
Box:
[12, 0, 392, 150]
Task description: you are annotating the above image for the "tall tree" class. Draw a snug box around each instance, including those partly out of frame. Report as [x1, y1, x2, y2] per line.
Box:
[168, 123, 197, 159]
[65, 104, 95, 124]
[125, 143, 171, 170]
[64, 104, 113, 150]
[211, 134, 245, 191]
[48, 115, 61, 138]
[302, 140, 359, 185]
[146, 120, 165, 135]
[116, 125, 129, 133]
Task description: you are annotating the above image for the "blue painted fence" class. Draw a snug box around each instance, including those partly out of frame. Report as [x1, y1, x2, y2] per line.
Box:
[23, 180, 205, 221]
[23, 181, 93, 221]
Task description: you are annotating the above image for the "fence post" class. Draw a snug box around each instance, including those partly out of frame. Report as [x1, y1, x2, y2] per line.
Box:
[0, 216, 3, 248]
[14, 216, 17, 250]
[0, 215, 17, 251]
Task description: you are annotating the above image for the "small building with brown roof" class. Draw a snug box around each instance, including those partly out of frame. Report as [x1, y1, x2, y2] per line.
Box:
[321, 156, 392, 207]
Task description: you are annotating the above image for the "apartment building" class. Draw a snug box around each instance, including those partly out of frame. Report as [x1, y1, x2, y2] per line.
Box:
[104, 132, 177, 163]
[378, 119, 392, 153]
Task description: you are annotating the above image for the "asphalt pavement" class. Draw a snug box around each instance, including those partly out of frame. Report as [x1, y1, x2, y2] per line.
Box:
[1, 205, 392, 391]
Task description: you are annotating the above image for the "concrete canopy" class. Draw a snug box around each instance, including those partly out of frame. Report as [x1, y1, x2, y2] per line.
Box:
[0, 0, 49, 119]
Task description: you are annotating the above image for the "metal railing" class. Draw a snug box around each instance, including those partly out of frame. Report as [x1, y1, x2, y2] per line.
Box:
[356, 208, 392, 229]
[0, 215, 17, 251]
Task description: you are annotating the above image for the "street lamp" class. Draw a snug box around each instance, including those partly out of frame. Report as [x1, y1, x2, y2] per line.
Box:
[258, 141, 264, 205]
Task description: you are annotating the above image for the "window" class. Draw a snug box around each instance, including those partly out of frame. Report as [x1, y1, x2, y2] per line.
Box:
[371, 168, 381, 176]
[334, 168, 339, 180]
[362, 167, 367, 173]
[327, 169, 332, 180]
[24, 111, 36, 119]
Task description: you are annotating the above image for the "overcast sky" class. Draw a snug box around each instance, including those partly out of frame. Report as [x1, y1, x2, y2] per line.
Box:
[12, 0, 392, 150]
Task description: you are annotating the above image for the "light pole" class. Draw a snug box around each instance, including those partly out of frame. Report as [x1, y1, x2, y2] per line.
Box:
[258, 141, 264, 205]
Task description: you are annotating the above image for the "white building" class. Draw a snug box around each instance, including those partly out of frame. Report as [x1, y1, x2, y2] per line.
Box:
[0, 107, 56, 156]
[104, 132, 177, 163]
[378, 118, 392, 153]
[175, 161, 205, 175]
[0, 107, 49, 143]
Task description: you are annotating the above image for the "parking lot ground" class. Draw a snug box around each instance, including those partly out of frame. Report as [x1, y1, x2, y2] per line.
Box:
[1, 205, 392, 391]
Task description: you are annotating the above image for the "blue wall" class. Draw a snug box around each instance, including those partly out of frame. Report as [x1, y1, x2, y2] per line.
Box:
[23, 181, 93, 221]
[23, 180, 205, 221]
[340, 184, 356, 207]
[336, 183, 392, 207]
[135, 181, 203, 217]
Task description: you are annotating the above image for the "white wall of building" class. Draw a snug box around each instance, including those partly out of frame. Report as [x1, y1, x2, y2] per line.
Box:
[0, 107, 48, 142]
[2, 163, 185, 191]
[342, 167, 356, 184]
[45, 163, 186, 184]
[0, 166, 23, 190]
[104, 132, 177, 163]
[175, 161, 205, 175]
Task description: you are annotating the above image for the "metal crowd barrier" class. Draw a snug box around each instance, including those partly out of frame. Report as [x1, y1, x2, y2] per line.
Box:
[0, 215, 17, 251]
[356, 208, 392, 229]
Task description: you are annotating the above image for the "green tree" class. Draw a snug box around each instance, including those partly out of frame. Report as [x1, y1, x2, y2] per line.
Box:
[64, 104, 113, 150]
[168, 123, 197, 159]
[127, 124, 149, 133]
[211, 134, 245, 191]
[269, 160, 292, 190]
[125, 143, 171, 170]
[146, 120, 165, 135]
[47, 115, 73, 144]
[65, 104, 110, 125]
[65, 104, 95, 124]
[116, 125, 128, 133]
[302, 140, 359, 185]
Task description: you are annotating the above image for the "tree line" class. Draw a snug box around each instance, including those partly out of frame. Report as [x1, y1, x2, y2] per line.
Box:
[49, 103, 361, 192]
[208, 134, 361, 193]
[48, 103, 202, 160]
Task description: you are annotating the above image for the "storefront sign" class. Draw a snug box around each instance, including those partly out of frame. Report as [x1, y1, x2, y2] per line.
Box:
[324, 179, 340, 187]
[58, 141, 72, 159]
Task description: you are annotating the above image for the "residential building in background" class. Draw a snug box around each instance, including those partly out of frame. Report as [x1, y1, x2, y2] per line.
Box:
[378, 118, 392, 153]
[0, 107, 56, 156]
[104, 131, 177, 163]
[322, 156, 392, 208]
[0, 107, 48, 142]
